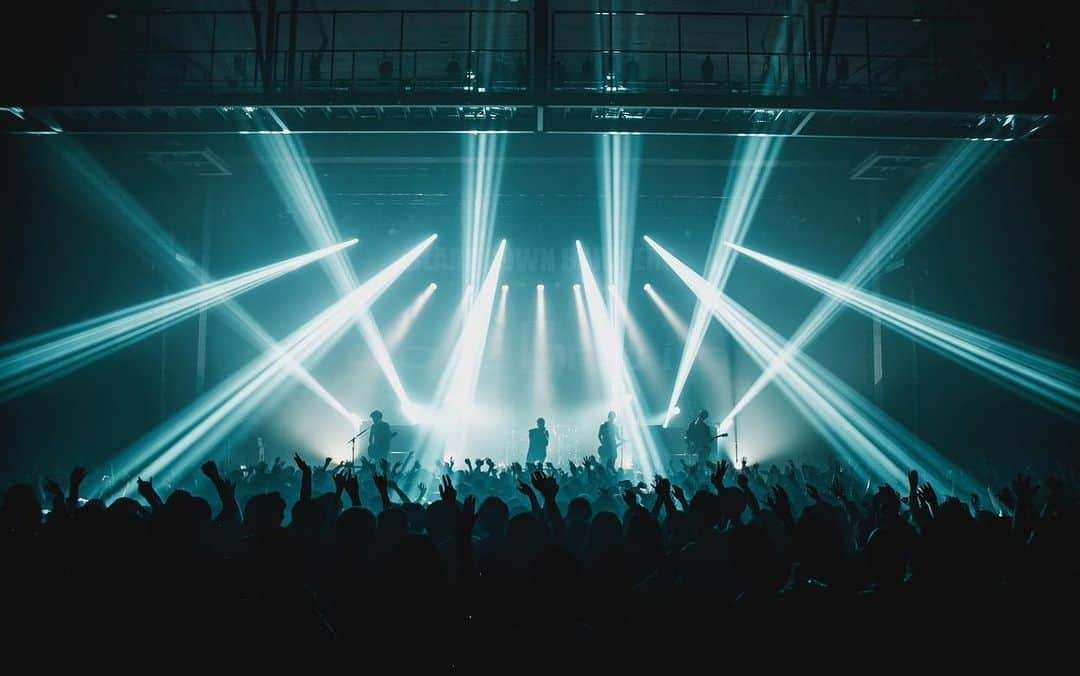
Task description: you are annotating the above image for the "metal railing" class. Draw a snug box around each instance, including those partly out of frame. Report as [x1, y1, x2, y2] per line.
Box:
[17, 7, 1056, 105]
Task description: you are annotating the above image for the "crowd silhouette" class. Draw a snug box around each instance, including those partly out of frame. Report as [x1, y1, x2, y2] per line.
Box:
[2, 443, 1075, 658]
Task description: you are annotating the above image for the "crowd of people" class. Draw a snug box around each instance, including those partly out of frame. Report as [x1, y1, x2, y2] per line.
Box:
[2, 445, 1075, 657]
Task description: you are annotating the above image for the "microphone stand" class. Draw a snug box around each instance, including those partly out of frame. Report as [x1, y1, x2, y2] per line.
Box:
[346, 427, 370, 466]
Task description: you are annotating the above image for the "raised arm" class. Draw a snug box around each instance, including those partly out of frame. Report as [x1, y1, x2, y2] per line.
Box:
[136, 476, 164, 511]
[531, 470, 564, 540]
[201, 461, 240, 529]
[517, 479, 542, 520]
[737, 472, 760, 515]
[67, 466, 88, 511]
[294, 452, 312, 502]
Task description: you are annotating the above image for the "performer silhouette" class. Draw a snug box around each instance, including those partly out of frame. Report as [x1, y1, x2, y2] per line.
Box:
[367, 410, 394, 462]
[597, 410, 621, 467]
[526, 417, 550, 464]
[685, 409, 715, 462]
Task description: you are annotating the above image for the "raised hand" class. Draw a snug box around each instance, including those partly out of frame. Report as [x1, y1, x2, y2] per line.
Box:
[510, 461, 523, 476]
[344, 470, 361, 506]
[806, 484, 823, 503]
[44, 478, 64, 498]
[710, 459, 729, 490]
[652, 475, 671, 502]
[464, 458, 473, 471]
[516, 480, 537, 501]
[459, 495, 477, 536]
[372, 472, 389, 495]
[200, 461, 220, 480]
[439, 474, 457, 503]
[672, 484, 687, 505]
[485, 458, 495, 471]
[531, 470, 559, 500]
[766, 484, 791, 516]
[622, 487, 639, 510]
[333, 470, 347, 496]
[908, 469, 919, 495]
[136, 476, 161, 508]
[918, 482, 939, 511]
[1012, 474, 1038, 504]
[969, 493, 981, 513]
[736, 472, 750, 491]
[293, 453, 311, 474]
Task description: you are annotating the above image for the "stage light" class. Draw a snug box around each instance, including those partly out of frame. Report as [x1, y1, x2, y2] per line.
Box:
[646, 236, 980, 496]
[502, 284, 509, 292]
[720, 140, 1005, 431]
[384, 281, 439, 352]
[731, 243, 1080, 417]
[534, 277, 552, 408]
[644, 283, 687, 336]
[418, 241, 507, 464]
[50, 138, 354, 423]
[99, 234, 437, 499]
[256, 134, 418, 419]
[661, 132, 785, 428]
[643, 283, 652, 291]
[463, 132, 506, 294]
[576, 241, 662, 476]
[0, 238, 356, 401]
[573, 283, 581, 291]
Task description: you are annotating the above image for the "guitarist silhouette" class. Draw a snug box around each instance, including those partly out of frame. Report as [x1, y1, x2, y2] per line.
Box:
[597, 410, 622, 467]
[685, 409, 726, 461]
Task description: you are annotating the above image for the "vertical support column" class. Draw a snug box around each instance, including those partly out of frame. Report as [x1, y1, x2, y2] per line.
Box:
[158, 275, 169, 421]
[727, 331, 739, 465]
[534, 0, 549, 130]
[869, 184, 884, 406]
[265, 0, 277, 92]
[806, 0, 817, 91]
[533, 0, 549, 94]
[287, 0, 298, 90]
[195, 182, 214, 396]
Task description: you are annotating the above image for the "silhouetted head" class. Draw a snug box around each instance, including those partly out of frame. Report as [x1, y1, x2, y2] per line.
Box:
[370, 410, 383, 422]
[477, 496, 509, 538]
[335, 507, 376, 548]
[377, 507, 408, 544]
[607, 411, 616, 422]
[567, 496, 592, 522]
[872, 485, 902, 519]
[697, 409, 709, 422]
[245, 492, 286, 534]
[536, 417, 546, 429]
[588, 511, 624, 552]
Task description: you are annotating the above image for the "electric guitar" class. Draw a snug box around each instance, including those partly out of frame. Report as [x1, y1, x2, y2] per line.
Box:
[597, 440, 624, 455]
[686, 432, 728, 455]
